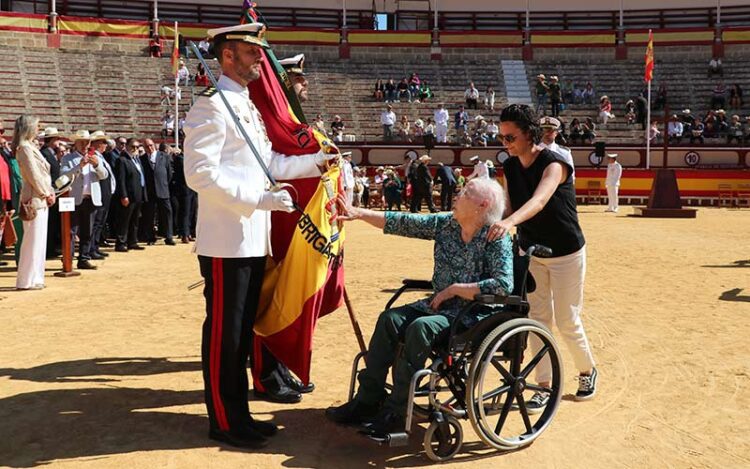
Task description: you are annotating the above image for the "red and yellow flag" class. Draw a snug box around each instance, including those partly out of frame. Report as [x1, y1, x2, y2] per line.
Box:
[171, 25, 179, 77]
[256, 167, 345, 383]
[644, 29, 654, 82]
[242, 2, 345, 383]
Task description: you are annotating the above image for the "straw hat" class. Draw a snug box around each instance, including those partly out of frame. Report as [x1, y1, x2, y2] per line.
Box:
[89, 130, 110, 142]
[41, 127, 62, 139]
[69, 130, 91, 141]
[419, 154, 431, 162]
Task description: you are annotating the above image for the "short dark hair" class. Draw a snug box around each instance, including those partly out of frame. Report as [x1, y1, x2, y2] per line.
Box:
[214, 40, 237, 65]
[126, 137, 140, 149]
[499, 104, 542, 145]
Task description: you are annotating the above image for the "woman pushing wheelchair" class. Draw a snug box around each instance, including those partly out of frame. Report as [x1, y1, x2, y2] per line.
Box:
[326, 177, 514, 438]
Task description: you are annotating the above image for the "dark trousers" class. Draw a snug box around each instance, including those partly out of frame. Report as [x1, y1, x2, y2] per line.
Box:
[177, 192, 196, 237]
[90, 191, 112, 255]
[251, 339, 291, 391]
[71, 198, 97, 261]
[139, 197, 174, 242]
[440, 184, 455, 211]
[47, 201, 60, 257]
[551, 98, 561, 118]
[117, 201, 141, 248]
[410, 188, 435, 213]
[199, 255, 265, 432]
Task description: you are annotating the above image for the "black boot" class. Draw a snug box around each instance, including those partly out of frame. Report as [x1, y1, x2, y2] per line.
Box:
[359, 410, 406, 438]
[253, 370, 302, 404]
[325, 399, 380, 426]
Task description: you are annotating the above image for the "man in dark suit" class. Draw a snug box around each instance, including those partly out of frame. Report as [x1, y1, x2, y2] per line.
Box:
[410, 154, 437, 213]
[435, 162, 456, 211]
[114, 138, 147, 252]
[139, 138, 175, 245]
[168, 147, 195, 244]
[40, 127, 62, 258]
[105, 137, 127, 244]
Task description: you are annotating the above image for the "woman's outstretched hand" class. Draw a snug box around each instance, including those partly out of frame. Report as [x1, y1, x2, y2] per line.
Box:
[336, 193, 360, 222]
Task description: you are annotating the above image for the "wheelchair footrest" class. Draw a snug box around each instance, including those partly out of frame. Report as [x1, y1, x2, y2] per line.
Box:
[368, 432, 410, 447]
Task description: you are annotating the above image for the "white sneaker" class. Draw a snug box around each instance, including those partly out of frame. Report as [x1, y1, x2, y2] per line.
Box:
[575, 368, 598, 401]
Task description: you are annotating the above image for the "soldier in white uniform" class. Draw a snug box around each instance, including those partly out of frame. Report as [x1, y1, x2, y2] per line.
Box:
[434, 103, 449, 144]
[183, 22, 333, 449]
[279, 54, 308, 103]
[466, 155, 488, 180]
[539, 116, 575, 181]
[605, 153, 622, 212]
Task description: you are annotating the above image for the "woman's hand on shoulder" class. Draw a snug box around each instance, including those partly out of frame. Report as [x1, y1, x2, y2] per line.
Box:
[487, 219, 514, 242]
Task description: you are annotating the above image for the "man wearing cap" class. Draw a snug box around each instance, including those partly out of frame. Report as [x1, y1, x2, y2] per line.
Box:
[183, 22, 335, 449]
[605, 153, 622, 213]
[40, 127, 63, 258]
[466, 155, 488, 181]
[410, 155, 437, 213]
[60, 130, 109, 270]
[540, 116, 575, 181]
[89, 131, 115, 259]
[279, 54, 308, 103]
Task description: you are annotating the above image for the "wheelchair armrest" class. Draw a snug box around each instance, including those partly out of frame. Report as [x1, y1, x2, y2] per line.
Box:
[474, 293, 523, 306]
[401, 279, 433, 290]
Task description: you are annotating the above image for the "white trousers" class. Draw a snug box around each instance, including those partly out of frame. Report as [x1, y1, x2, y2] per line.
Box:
[16, 206, 49, 289]
[606, 184, 619, 211]
[528, 246, 596, 383]
[436, 124, 448, 143]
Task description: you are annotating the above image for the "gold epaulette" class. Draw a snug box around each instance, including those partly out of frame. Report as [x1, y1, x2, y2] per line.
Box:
[199, 87, 217, 97]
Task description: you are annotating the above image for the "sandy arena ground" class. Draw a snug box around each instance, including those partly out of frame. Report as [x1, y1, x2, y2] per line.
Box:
[0, 206, 749, 468]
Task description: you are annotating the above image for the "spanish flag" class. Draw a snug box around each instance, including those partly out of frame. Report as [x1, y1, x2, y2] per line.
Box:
[644, 29, 654, 83]
[242, 2, 345, 383]
[171, 23, 179, 77]
[255, 167, 345, 383]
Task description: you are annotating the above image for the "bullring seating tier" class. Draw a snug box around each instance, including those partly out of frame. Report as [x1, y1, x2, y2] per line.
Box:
[0, 46, 747, 146]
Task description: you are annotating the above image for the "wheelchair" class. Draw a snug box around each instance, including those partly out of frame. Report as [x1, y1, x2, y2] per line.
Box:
[346, 244, 564, 462]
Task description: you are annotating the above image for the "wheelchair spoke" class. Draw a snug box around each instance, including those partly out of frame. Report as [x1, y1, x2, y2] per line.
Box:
[493, 391, 515, 434]
[515, 394, 534, 434]
[481, 385, 511, 403]
[526, 383, 553, 394]
[490, 358, 513, 382]
[519, 345, 549, 380]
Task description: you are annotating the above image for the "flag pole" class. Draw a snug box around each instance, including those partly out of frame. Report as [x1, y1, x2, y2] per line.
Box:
[343, 288, 367, 354]
[646, 79, 651, 170]
[174, 21, 180, 148]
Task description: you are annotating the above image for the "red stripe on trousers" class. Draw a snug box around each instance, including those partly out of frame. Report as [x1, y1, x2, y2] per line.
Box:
[251, 336, 265, 392]
[210, 258, 229, 431]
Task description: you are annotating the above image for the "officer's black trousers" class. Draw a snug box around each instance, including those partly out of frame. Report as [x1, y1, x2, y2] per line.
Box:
[199, 255, 265, 432]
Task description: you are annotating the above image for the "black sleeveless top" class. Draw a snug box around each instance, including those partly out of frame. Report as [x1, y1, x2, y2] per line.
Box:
[503, 149, 585, 257]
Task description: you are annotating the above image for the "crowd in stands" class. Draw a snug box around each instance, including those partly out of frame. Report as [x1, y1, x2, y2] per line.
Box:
[0, 115, 197, 287]
[374, 74, 434, 104]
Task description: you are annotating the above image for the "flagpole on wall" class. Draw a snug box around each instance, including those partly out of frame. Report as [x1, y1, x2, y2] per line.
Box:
[174, 21, 180, 148]
[645, 28, 653, 170]
[646, 80, 651, 169]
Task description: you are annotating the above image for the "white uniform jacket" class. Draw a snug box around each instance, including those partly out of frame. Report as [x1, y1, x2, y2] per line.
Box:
[541, 141, 575, 181]
[184, 74, 323, 258]
[606, 161, 623, 187]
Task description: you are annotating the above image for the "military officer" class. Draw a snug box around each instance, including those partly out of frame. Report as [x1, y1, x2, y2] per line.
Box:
[279, 53, 308, 103]
[539, 116, 575, 181]
[184, 22, 334, 449]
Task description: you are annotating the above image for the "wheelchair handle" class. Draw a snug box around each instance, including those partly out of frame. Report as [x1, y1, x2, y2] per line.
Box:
[527, 244, 553, 258]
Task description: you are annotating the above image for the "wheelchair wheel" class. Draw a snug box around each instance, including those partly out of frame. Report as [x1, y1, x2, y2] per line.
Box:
[423, 414, 463, 462]
[467, 318, 563, 450]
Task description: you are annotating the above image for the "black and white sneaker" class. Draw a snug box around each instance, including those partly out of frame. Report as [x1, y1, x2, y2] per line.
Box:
[525, 391, 550, 414]
[575, 368, 598, 401]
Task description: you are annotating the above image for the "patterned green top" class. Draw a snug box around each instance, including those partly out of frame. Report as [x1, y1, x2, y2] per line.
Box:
[383, 212, 514, 325]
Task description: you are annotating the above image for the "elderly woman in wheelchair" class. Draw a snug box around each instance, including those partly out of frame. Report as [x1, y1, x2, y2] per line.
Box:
[327, 177, 563, 461]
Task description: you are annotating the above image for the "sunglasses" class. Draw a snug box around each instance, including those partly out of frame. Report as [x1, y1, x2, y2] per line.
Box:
[500, 134, 517, 143]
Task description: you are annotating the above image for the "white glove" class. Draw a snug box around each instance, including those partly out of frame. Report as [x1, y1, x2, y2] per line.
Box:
[258, 190, 295, 213]
[314, 151, 338, 167]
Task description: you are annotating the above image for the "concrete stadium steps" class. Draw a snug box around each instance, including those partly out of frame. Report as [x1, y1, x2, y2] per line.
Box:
[526, 58, 750, 144]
